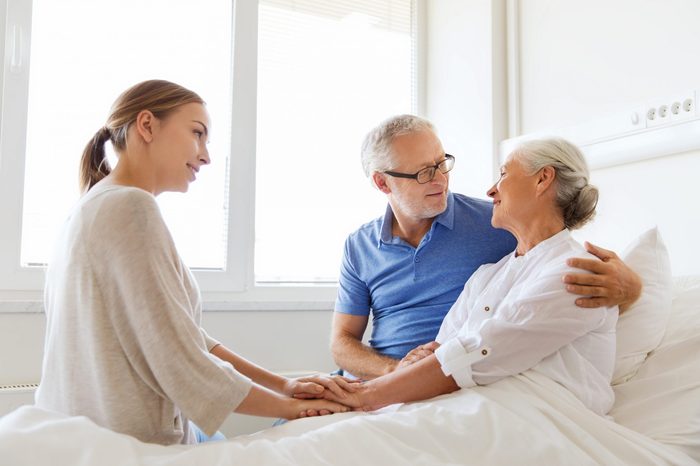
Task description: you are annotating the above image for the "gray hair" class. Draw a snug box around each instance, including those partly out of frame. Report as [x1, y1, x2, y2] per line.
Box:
[514, 138, 598, 230]
[360, 114, 436, 182]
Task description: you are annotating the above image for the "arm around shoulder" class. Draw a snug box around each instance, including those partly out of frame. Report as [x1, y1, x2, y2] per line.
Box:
[563, 241, 642, 312]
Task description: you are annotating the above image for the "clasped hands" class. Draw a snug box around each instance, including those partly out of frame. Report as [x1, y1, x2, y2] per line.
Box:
[282, 374, 363, 418]
[284, 341, 442, 419]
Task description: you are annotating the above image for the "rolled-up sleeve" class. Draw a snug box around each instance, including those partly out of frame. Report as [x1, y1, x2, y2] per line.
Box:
[434, 338, 490, 388]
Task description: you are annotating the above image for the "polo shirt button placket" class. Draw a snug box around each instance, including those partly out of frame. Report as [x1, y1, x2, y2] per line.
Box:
[412, 253, 421, 281]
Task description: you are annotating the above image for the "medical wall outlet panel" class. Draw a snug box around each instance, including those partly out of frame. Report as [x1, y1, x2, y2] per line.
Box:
[500, 89, 700, 169]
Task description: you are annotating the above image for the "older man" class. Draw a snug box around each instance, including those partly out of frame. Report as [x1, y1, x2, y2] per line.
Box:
[331, 115, 641, 380]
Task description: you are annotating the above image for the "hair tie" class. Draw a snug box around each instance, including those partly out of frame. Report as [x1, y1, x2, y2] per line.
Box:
[101, 126, 111, 138]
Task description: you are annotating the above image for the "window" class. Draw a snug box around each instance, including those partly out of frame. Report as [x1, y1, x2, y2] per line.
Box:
[20, 0, 233, 270]
[0, 0, 421, 301]
[256, 0, 416, 282]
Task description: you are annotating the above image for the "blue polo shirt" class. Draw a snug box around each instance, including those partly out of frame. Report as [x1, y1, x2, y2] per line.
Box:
[335, 192, 516, 360]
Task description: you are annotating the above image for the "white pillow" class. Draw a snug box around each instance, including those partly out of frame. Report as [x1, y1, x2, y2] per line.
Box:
[611, 227, 673, 385]
[661, 275, 700, 346]
[611, 278, 700, 462]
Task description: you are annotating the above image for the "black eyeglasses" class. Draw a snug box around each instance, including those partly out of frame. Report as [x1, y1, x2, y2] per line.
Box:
[383, 154, 455, 184]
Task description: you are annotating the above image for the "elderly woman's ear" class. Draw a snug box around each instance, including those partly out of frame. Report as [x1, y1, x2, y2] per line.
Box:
[535, 166, 557, 197]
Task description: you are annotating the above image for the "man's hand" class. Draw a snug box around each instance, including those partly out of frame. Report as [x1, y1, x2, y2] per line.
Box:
[563, 241, 642, 314]
[396, 341, 440, 370]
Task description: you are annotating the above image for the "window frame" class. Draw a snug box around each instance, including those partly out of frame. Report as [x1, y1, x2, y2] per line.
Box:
[0, 0, 425, 309]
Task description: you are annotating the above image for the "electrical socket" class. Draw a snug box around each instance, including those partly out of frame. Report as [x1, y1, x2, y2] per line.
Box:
[646, 91, 695, 127]
[683, 95, 695, 114]
[670, 91, 695, 122]
[646, 99, 670, 127]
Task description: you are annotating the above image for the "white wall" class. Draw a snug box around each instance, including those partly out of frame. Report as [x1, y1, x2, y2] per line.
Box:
[519, 0, 700, 132]
[425, 0, 507, 198]
[517, 0, 700, 275]
[0, 310, 335, 386]
[0, 313, 45, 385]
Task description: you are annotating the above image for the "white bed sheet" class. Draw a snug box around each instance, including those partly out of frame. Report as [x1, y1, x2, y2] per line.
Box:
[1, 370, 695, 466]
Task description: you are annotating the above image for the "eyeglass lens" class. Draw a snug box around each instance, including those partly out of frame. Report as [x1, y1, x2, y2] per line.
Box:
[416, 158, 453, 183]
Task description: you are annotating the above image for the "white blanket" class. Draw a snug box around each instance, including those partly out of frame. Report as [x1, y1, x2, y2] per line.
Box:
[0, 371, 694, 466]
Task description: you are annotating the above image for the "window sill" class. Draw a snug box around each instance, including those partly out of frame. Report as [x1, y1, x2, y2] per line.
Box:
[0, 284, 339, 314]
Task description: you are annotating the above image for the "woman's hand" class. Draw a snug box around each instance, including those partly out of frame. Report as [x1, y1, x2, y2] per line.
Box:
[397, 341, 440, 370]
[317, 383, 368, 411]
[290, 398, 351, 419]
[283, 374, 360, 400]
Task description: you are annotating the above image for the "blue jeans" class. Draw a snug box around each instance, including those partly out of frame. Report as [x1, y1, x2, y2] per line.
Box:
[191, 423, 226, 443]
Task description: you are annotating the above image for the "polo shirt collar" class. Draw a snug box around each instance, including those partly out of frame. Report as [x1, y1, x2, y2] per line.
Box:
[379, 204, 396, 246]
[378, 191, 456, 247]
[434, 191, 455, 230]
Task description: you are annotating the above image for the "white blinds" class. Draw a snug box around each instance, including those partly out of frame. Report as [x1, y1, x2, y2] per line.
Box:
[255, 0, 416, 282]
[261, 0, 411, 33]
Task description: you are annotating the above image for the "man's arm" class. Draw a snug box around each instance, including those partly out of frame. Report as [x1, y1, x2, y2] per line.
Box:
[330, 312, 399, 380]
[563, 242, 642, 313]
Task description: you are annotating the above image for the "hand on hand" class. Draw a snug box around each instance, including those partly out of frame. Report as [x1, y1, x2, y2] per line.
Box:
[564, 242, 642, 313]
[285, 374, 360, 400]
[397, 341, 440, 370]
[293, 398, 351, 419]
[318, 383, 367, 410]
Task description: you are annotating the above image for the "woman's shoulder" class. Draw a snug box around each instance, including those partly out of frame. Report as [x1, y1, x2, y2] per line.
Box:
[83, 184, 158, 218]
[84, 184, 156, 207]
[468, 253, 513, 287]
[536, 232, 597, 277]
[78, 185, 168, 239]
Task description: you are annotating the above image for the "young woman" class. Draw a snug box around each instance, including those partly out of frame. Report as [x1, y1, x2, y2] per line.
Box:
[35, 80, 350, 445]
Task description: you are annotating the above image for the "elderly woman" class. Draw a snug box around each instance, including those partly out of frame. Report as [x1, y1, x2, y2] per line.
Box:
[329, 138, 617, 416]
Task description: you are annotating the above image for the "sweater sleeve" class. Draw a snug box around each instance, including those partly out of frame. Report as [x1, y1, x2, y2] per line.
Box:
[201, 328, 222, 352]
[87, 189, 251, 436]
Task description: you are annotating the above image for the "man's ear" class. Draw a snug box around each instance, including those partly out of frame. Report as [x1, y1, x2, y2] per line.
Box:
[372, 172, 391, 194]
[536, 166, 556, 196]
[134, 110, 157, 143]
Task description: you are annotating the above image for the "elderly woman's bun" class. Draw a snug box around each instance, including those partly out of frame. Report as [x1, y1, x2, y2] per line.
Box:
[515, 138, 597, 230]
[563, 183, 598, 230]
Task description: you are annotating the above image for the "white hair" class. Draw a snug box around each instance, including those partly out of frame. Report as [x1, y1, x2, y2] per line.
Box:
[360, 114, 435, 186]
[514, 138, 598, 230]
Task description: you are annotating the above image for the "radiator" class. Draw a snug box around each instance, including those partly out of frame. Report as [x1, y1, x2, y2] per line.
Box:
[0, 383, 38, 416]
